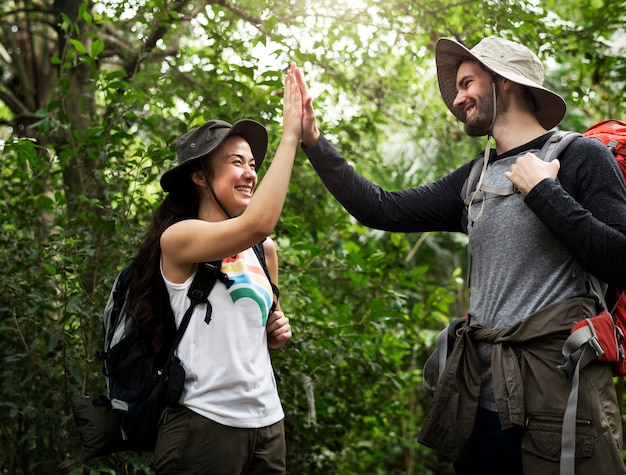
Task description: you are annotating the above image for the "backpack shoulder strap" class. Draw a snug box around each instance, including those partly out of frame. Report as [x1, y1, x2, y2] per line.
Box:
[538, 131, 581, 162]
[465, 131, 581, 204]
[253, 240, 280, 311]
[464, 157, 517, 206]
[252, 240, 268, 276]
[464, 157, 484, 203]
[166, 260, 228, 356]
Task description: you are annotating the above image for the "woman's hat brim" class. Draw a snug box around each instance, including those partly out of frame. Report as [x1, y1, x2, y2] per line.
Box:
[161, 119, 268, 192]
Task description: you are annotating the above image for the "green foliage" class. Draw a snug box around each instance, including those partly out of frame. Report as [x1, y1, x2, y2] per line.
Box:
[0, 0, 625, 473]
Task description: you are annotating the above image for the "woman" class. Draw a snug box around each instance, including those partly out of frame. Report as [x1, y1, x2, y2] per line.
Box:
[129, 66, 302, 474]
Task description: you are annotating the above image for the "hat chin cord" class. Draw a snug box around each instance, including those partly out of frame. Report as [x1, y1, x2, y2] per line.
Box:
[206, 182, 234, 219]
[200, 163, 234, 219]
[467, 80, 498, 224]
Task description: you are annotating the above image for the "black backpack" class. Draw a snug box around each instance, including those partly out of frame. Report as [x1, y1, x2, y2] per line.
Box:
[73, 241, 275, 460]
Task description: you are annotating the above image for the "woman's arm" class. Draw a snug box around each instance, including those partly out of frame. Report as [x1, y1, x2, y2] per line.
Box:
[160, 66, 303, 268]
[263, 237, 292, 349]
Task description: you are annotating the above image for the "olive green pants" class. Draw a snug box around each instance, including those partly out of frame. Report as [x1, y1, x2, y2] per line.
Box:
[153, 405, 286, 475]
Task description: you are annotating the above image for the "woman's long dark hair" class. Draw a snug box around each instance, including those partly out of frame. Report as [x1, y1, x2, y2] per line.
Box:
[128, 159, 211, 356]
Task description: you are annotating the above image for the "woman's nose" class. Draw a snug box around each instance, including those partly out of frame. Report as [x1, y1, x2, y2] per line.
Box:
[243, 164, 257, 179]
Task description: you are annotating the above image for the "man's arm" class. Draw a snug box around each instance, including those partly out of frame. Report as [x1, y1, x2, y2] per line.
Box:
[525, 137, 626, 288]
[303, 135, 470, 233]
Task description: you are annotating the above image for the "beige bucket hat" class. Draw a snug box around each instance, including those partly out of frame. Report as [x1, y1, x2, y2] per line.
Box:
[435, 36, 566, 130]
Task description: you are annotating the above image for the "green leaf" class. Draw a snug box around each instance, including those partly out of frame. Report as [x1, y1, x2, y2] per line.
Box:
[43, 263, 57, 276]
[91, 38, 104, 58]
[69, 39, 88, 54]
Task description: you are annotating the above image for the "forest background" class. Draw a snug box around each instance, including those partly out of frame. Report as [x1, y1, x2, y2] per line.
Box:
[1, 0, 625, 473]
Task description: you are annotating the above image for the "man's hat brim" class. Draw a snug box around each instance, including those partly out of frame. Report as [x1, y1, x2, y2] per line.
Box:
[435, 37, 566, 130]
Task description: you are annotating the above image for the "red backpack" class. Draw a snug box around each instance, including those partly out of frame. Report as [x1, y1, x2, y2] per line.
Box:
[544, 119, 626, 475]
[428, 120, 626, 475]
[583, 121, 626, 374]
[585, 119, 626, 178]
[551, 119, 626, 377]
[462, 119, 626, 378]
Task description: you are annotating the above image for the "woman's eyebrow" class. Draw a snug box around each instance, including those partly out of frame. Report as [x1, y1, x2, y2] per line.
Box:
[226, 153, 255, 164]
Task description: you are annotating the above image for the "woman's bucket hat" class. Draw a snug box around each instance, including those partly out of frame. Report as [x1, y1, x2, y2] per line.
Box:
[435, 36, 566, 130]
[161, 119, 268, 192]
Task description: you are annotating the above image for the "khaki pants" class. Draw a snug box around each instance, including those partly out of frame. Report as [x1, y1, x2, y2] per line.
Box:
[153, 405, 286, 475]
[521, 355, 624, 474]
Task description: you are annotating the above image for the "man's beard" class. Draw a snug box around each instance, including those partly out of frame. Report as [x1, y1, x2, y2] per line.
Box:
[464, 87, 501, 137]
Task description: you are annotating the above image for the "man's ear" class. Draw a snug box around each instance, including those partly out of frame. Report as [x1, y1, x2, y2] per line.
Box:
[499, 76, 514, 91]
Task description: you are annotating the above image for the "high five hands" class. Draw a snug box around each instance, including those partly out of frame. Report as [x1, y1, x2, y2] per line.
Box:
[288, 63, 320, 149]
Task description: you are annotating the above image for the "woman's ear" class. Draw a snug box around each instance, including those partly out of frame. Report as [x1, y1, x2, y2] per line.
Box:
[191, 170, 206, 186]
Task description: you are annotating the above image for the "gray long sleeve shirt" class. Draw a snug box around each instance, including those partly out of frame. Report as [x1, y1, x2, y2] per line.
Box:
[304, 131, 626, 408]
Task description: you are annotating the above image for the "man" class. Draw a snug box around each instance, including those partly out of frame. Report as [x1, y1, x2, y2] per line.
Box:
[293, 37, 626, 473]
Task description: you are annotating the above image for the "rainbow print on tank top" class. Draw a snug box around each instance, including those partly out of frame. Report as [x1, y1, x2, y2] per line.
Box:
[220, 252, 273, 325]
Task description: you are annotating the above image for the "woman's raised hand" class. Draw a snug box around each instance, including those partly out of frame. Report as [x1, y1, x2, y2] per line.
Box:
[291, 64, 320, 148]
[282, 63, 303, 143]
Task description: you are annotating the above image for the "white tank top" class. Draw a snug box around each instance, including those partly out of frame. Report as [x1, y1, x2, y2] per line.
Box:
[162, 247, 284, 428]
